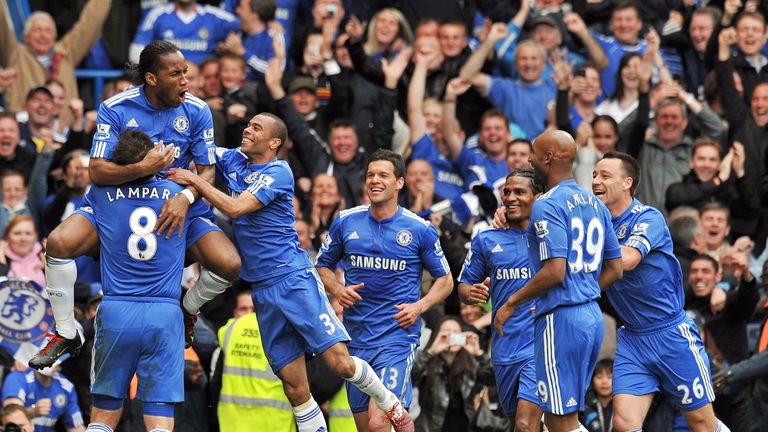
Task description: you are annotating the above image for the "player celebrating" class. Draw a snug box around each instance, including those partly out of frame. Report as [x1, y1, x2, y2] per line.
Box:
[315, 151, 453, 432]
[81, 130, 214, 432]
[166, 113, 415, 432]
[592, 151, 729, 432]
[459, 169, 542, 432]
[30, 40, 240, 369]
[494, 130, 623, 432]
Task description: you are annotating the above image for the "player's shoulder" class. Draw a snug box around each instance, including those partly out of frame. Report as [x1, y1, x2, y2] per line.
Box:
[473, 226, 504, 243]
[261, 158, 293, 178]
[400, 208, 432, 229]
[535, 184, 562, 202]
[628, 200, 663, 219]
[338, 205, 370, 220]
[143, 3, 175, 26]
[200, 4, 237, 21]
[103, 87, 142, 109]
[182, 93, 209, 111]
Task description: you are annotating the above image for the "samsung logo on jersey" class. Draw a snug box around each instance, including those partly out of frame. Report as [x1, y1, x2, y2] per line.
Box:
[107, 187, 172, 202]
[349, 255, 407, 271]
[565, 193, 599, 212]
[437, 171, 464, 187]
[495, 267, 532, 280]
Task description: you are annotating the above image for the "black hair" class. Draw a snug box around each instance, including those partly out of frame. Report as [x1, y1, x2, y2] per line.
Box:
[369, 149, 406, 179]
[259, 112, 288, 151]
[594, 358, 614, 376]
[611, 53, 642, 102]
[126, 40, 182, 85]
[601, 151, 641, 196]
[591, 115, 619, 135]
[691, 253, 719, 272]
[112, 130, 154, 167]
[249, 0, 276, 22]
[507, 168, 543, 194]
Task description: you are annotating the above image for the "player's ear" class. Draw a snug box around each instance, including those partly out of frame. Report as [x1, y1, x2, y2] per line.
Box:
[395, 176, 405, 191]
[145, 72, 157, 87]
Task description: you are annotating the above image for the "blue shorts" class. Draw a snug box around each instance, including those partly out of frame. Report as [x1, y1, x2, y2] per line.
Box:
[347, 343, 418, 413]
[534, 302, 603, 415]
[91, 298, 184, 403]
[74, 205, 220, 250]
[495, 357, 538, 417]
[252, 267, 350, 374]
[613, 315, 715, 411]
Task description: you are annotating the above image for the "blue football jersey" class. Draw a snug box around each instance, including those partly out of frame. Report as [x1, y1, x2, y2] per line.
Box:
[528, 180, 621, 316]
[316, 205, 450, 348]
[91, 86, 215, 175]
[82, 178, 209, 299]
[410, 134, 464, 199]
[131, 3, 239, 65]
[1, 370, 83, 432]
[606, 199, 686, 331]
[215, 148, 312, 283]
[458, 227, 535, 364]
[242, 29, 280, 81]
[222, 0, 299, 50]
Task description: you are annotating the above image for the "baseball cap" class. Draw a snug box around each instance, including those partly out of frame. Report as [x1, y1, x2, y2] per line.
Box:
[25, 85, 54, 101]
[288, 76, 316, 94]
[528, 15, 559, 30]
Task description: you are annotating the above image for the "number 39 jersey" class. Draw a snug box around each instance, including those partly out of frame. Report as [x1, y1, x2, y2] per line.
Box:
[81, 178, 210, 299]
[527, 179, 621, 317]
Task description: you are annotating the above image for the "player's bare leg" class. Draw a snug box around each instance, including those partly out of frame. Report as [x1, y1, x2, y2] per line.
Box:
[30, 214, 99, 369]
[277, 355, 329, 432]
[544, 412, 588, 432]
[86, 406, 122, 431]
[515, 399, 543, 432]
[322, 343, 414, 432]
[681, 403, 728, 432]
[351, 397, 395, 432]
[143, 415, 174, 431]
[612, 393, 654, 431]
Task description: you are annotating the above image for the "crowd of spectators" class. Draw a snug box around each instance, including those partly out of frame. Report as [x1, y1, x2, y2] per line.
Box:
[1, 0, 768, 431]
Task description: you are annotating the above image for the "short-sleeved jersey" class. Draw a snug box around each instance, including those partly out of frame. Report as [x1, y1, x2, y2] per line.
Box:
[242, 29, 281, 81]
[606, 199, 685, 331]
[316, 205, 450, 348]
[528, 179, 621, 316]
[215, 148, 311, 283]
[82, 178, 209, 299]
[91, 86, 215, 176]
[487, 77, 556, 139]
[458, 227, 534, 365]
[410, 134, 464, 199]
[1, 370, 83, 432]
[223, 0, 299, 51]
[131, 3, 239, 65]
[456, 145, 509, 187]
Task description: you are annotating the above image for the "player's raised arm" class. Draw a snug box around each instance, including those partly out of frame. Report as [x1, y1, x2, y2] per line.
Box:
[166, 168, 264, 220]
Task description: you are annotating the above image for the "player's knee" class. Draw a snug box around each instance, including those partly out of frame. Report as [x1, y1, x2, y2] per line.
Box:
[45, 228, 70, 258]
[328, 355, 356, 379]
[613, 411, 642, 432]
[515, 416, 535, 432]
[221, 254, 241, 281]
[281, 382, 310, 407]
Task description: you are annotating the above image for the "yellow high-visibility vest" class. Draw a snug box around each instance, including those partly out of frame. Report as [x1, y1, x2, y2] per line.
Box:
[218, 313, 296, 432]
[328, 386, 356, 432]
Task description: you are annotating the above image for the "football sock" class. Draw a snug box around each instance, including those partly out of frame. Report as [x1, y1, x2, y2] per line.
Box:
[293, 397, 327, 432]
[347, 356, 398, 412]
[85, 424, 113, 432]
[45, 256, 78, 339]
[716, 419, 731, 432]
[183, 268, 230, 314]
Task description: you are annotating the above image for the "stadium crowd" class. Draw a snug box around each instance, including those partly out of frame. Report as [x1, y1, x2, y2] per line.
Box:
[1, 0, 768, 431]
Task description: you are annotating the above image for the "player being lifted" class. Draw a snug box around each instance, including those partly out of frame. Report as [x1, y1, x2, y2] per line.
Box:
[30, 41, 240, 369]
[166, 113, 416, 432]
[494, 130, 624, 432]
[315, 150, 453, 432]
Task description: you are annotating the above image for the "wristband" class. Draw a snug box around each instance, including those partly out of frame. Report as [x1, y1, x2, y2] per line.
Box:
[178, 189, 195, 204]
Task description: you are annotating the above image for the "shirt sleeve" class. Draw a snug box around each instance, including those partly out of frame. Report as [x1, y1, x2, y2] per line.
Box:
[410, 134, 437, 161]
[623, 209, 664, 259]
[63, 386, 84, 428]
[245, 162, 289, 207]
[419, 224, 450, 278]
[91, 104, 120, 159]
[530, 200, 568, 262]
[601, 207, 622, 260]
[190, 104, 216, 166]
[315, 214, 344, 269]
[1, 372, 26, 401]
[458, 234, 487, 285]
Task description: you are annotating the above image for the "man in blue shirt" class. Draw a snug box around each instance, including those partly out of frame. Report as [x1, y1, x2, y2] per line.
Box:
[592, 151, 730, 432]
[130, 0, 239, 65]
[2, 366, 84, 432]
[73, 129, 211, 432]
[458, 169, 542, 432]
[166, 113, 416, 432]
[494, 130, 623, 432]
[316, 149, 453, 431]
[30, 41, 240, 370]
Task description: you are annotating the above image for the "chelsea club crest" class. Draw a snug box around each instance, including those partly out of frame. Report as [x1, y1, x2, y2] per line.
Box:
[173, 115, 190, 133]
[617, 224, 628, 239]
[396, 230, 412, 246]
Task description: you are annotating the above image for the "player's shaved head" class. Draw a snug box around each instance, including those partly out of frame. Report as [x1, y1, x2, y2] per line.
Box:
[530, 130, 576, 188]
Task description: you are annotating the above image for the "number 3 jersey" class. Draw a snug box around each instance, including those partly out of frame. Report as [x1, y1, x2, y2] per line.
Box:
[81, 178, 210, 299]
[528, 179, 621, 317]
[316, 205, 450, 348]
